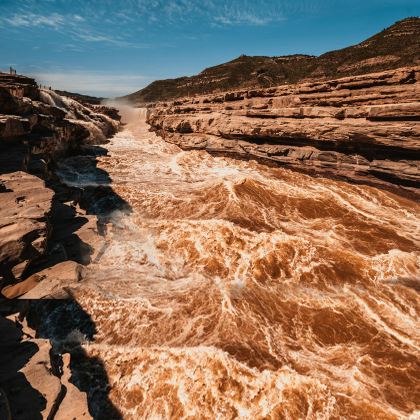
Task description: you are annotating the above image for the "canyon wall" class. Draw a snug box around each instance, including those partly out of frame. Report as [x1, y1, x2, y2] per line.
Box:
[147, 66, 420, 193]
[0, 72, 120, 296]
[124, 17, 420, 104]
[0, 73, 122, 419]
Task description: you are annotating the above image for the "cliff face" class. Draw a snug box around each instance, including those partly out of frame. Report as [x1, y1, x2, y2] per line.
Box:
[124, 17, 420, 104]
[0, 72, 120, 292]
[0, 73, 123, 419]
[147, 66, 420, 192]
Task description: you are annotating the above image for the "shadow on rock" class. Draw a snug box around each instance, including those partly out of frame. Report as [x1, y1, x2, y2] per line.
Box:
[1, 142, 132, 297]
[0, 302, 46, 420]
[53, 144, 132, 221]
[25, 299, 123, 420]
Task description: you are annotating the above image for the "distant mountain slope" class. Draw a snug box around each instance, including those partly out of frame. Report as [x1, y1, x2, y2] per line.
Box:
[122, 17, 420, 104]
[54, 90, 104, 105]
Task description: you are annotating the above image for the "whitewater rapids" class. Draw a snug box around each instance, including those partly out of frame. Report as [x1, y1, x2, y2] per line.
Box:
[58, 107, 419, 419]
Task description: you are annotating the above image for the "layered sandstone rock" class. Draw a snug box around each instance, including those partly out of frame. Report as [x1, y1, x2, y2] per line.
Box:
[0, 73, 121, 418]
[147, 66, 420, 190]
[0, 172, 53, 283]
[0, 73, 120, 297]
[0, 73, 119, 174]
[0, 307, 92, 420]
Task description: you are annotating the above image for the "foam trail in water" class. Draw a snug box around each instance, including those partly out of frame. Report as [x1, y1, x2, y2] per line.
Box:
[65, 107, 419, 419]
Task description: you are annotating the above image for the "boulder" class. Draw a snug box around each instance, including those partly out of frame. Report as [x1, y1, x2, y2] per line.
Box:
[0, 172, 53, 282]
[1, 261, 84, 299]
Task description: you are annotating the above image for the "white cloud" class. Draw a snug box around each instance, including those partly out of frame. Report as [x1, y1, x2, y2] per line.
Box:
[30, 71, 152, 97]
[75, 32, 149, 48]
[4, 12, 65, 28]
[0, 10, 148, 48]
[211, 1, 288, 26]
[77, 34, 117, 42]
[214, 12, 283, 26]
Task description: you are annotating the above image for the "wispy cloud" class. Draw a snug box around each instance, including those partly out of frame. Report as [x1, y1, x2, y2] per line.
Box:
[0, 0, 324, 31]
[214, 11, 285, 26]
[3, 12, 66, 28]
[75, 32, 150, 48]
[0, 0, 300, 50]
[147, 0, 288, 26]
[0, 9, 149, 48]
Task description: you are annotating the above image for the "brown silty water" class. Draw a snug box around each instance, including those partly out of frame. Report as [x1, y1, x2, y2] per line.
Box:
[60, 106, 420, 419]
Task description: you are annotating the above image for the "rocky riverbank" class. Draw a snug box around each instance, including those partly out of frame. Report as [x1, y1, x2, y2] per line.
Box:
[0, 73, 122, 418]
[0, 72, 121, 298]
[147, 66, 420, 195]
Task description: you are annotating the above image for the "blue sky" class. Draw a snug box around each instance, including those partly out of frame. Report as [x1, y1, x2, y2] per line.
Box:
[0, 0, 418, 97]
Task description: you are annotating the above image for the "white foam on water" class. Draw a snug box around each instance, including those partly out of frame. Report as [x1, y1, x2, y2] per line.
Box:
[70, 107, 420, 419]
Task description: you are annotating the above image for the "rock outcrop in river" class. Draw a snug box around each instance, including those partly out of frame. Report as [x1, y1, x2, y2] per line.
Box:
[147, 66, 420, 193]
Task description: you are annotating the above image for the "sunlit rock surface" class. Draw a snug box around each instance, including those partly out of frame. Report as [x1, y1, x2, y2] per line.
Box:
[147, 67, 420, 191]
[0, 172, 53, 283]
[122, 17, 420, 104]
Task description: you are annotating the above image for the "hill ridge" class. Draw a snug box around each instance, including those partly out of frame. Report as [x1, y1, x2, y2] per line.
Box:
[122, 17, 420, 104]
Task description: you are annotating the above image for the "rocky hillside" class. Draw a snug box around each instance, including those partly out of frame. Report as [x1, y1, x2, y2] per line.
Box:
[54, 90, 104, 105]
[147, 66, 420, 193]
[123, 17, 420, 104]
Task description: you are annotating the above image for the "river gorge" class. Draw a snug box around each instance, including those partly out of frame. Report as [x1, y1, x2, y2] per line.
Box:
[0, 18, 419, 416]
[33, 105, 418, 419]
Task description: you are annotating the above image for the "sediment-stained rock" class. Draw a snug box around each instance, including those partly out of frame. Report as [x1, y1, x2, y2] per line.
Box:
[147, 67, 420, 190]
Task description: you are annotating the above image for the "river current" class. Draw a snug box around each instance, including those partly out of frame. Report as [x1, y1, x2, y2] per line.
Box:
[57, 106, 419, 419]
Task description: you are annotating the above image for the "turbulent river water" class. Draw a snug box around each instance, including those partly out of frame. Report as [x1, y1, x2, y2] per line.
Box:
[56, 107, 419, 419]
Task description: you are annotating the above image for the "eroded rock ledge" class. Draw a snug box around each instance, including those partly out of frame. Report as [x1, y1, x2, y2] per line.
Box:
[0, 73, 123, 419]
[147, 66, 420, 192]
[0, 73, 121, 297]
